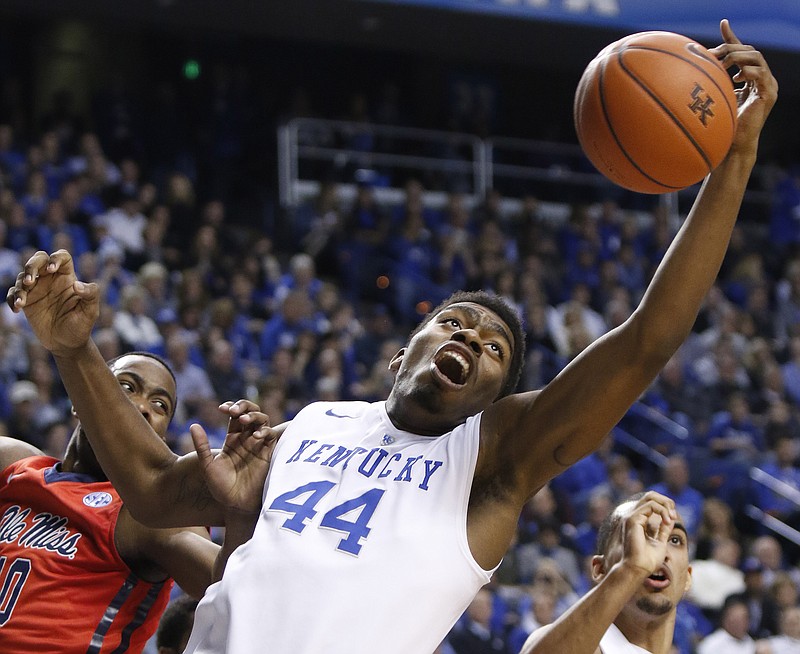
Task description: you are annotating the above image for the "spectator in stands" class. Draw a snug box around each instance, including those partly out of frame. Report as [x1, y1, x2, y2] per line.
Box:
[337, 172, 390, 301]
[757, 604, 800, 654]
[259, 289, 322, 363]
[448, 588, 511, 654]
[516, 516, 582, 589]
[780, 335, 800, 406]
[767, 571, 800, 616]
[688, 537, 746, 620]
[93, 188, 147, 260]
[705, 391, 765, 463]
[507, 588, 557, 654]
[768, 166, 800, 261]
[756, 434, 800, 525]
[164, 332, 215, 425]
[296, 181, 342, 274]
[750, 535, 800, 589]
[437, 194, 479, 293]
[729, 557, 781, 639]
[528, 558, 580, 620]
[549, 435, 613, 524]
[6, 379, 48, 449]
[0, 221, 22, 290]
[696, 595, 756, 654]
[205, 338, 246, 403]
[36, 198, 91, 258]
[775, 259, 800, 350]
[19, 169, 49, 221]
[388, 201, 450, 323]
[113, 284, 164, 352]
[572, 491, 613, 557]
[594, 453, 644, 507]
[695, 497, 740, 561]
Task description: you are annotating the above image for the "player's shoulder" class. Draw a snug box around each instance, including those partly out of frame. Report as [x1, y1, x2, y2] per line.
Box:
[295, 400, 376, 422]
[0, 437, 45, 475]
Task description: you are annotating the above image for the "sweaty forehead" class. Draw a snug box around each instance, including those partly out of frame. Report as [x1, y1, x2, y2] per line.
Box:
[441, 302, 513, 348]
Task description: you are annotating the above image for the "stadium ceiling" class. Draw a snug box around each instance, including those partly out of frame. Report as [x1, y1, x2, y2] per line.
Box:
[0, 0, 663, 71]
[2, 0, 799, 83]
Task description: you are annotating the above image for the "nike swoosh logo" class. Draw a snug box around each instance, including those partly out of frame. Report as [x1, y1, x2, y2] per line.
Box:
[325, 408, 358, 419]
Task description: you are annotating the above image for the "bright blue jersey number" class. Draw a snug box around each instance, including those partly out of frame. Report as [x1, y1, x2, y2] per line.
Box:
[268, 483, 386, 555]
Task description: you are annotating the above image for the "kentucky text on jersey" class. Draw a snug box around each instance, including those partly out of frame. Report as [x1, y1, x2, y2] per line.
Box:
[0, 506, 81, 558]
[285, 440, 444, 491]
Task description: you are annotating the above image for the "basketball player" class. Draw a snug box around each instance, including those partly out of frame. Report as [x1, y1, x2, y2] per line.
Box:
[0, 351, 271, 652]
[520, 491, 690, 654]
[6, 19, 777, 654]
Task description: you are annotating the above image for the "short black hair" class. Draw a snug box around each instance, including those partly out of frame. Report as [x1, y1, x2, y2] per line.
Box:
[156, 595, 198, 649]
[410, 290, 526, 399]
[596, 491, 647, 556]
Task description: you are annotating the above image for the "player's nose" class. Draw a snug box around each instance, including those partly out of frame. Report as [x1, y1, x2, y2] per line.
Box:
[452, 329, 482, 356]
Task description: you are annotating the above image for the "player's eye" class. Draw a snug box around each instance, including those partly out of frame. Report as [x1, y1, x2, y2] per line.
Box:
[487, 342, 504, 358]
[119, 381, 134, 393]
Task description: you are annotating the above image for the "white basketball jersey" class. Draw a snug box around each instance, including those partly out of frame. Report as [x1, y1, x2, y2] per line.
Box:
[185, 400, 495, 653]
[600, 624, 654, 654]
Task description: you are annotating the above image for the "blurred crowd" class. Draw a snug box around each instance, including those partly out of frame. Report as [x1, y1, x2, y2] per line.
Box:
[1, 70, 800, 654]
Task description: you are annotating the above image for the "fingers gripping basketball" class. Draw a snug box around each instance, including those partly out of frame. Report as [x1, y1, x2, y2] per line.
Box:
[574, 31, 737, 194]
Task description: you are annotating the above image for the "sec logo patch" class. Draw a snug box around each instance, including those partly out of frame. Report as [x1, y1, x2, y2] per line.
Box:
[83, 491, 113, 508]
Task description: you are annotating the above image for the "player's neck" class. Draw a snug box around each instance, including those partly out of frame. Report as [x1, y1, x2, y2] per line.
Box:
[614, 610, 676, 654]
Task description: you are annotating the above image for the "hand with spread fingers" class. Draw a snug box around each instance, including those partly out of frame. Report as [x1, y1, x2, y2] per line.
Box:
[6, 249, 100, 358]
[191, 400, 285, 515]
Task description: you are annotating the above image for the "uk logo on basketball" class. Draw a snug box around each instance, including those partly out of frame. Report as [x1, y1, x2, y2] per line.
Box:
[83, 491, 113, 508]
[688, 84, 715, 126]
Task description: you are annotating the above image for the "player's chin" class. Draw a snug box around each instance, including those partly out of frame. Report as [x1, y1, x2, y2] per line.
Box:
[635, 595, 673, 617]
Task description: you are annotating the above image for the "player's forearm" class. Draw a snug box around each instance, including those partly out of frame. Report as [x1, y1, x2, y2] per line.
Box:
[633, 148, 755, 355]
[212, 509, 260, 582]
[521, 564, 646, 654]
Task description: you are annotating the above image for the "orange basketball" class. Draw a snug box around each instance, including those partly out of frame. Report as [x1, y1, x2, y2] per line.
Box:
[574, 31, 738, 194]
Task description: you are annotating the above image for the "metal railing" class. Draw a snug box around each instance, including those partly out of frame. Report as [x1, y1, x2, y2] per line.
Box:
[277, 117, 774, 222]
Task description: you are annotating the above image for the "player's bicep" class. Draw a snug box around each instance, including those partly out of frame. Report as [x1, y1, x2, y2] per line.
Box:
[485, 321, 661, 496]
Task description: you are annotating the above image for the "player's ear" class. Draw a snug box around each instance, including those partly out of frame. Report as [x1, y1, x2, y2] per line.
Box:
[591, 554, 606, 582]
[683, 564, 693, 595]
[388, 348, 406, 372]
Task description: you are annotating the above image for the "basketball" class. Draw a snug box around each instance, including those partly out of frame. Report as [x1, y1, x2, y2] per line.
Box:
[574, 30, 738, 194]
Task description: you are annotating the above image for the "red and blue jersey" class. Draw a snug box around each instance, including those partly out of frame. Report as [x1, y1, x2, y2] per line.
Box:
[0, 456, 172, 653]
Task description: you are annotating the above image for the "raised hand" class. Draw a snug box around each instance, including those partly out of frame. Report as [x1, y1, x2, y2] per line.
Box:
[6, 249, 100, 357]
[709, 19, 779, 154]
[191, 399, 284, 515]
[618, 492, 677, 577]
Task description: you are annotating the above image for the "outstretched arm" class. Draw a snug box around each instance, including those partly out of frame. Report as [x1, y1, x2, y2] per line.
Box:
[480, 20, 778, 505]
[521, 493, 681, 654]
[7, 251, 282, 528]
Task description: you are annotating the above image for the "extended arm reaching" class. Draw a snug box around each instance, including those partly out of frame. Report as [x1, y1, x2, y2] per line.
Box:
[480, 19, 779, 505]
[7, 251, 282, 528]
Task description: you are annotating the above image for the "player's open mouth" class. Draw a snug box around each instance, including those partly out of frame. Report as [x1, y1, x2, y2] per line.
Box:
[645, 569, 670, 590]
[432, 347, 472, 387]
